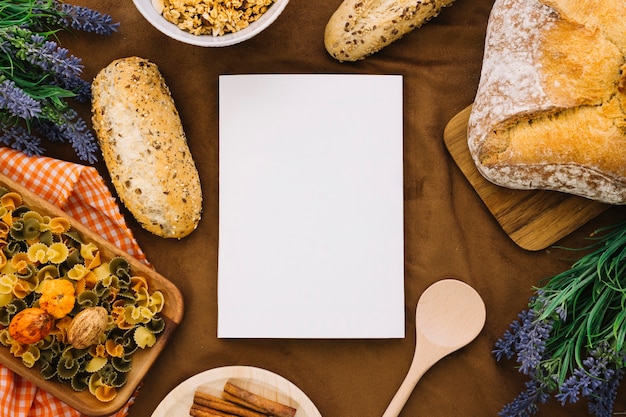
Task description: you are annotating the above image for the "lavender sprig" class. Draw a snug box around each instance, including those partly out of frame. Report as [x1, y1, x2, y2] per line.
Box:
[26, 0, 120, 35]
[0, 0, 119, 163]
[495, 221, 626, 417]
[57, 3, 119, 35]
[0, 120, 43, 155]
[0, 78, 41, 119]
[494, 308, 554, 375]
[498, 379, 551, 417]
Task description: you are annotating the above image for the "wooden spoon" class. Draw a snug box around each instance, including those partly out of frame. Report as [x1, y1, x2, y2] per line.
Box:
[382, 279, 486, 417]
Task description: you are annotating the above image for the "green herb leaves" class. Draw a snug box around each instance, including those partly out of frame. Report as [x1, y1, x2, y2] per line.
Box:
[495, 221, 626, 417]
[0, 0, 119, 163]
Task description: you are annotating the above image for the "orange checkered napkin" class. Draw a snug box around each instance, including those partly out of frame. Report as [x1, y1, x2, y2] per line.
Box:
[0, 147, 148, 417]
[0, 148, 146, 264]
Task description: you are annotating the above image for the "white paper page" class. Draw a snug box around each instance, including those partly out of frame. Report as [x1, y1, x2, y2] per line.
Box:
[218, 74, 404, 338]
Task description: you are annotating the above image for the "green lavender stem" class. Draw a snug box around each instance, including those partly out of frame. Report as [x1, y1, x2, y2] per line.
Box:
[533, 222, 626, 384]
[495, 221, 626, 417]
[0, 0, 118, 162]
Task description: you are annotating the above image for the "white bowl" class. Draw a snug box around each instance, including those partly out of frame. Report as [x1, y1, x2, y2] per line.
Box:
[132, 0, 289, 47]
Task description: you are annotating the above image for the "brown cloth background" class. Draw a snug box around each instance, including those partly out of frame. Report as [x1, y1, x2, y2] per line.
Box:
[44, 0, 626, 416]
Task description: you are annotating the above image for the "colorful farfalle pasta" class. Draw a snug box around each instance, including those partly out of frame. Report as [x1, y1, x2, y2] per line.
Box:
[0, 186, 166, 402]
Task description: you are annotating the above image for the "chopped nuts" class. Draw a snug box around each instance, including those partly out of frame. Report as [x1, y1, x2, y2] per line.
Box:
[160, 0, 277, 36]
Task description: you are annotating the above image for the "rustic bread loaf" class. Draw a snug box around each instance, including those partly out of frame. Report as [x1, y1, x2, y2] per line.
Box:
[91, 57, 202, 238]
[468, 0, 626, 204]
[324, 0, 456, 62]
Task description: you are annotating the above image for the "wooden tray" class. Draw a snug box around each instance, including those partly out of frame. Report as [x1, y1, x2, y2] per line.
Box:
[0, 172, 184, 416]
[443, 105, 610, 251]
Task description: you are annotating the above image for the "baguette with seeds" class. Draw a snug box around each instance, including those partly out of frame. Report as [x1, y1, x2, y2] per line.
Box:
[324, 0, 457, 62]
[91, 57, 202, 238]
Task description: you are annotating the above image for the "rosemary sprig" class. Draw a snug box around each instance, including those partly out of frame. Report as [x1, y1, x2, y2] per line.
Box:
[494, 220, 626, 417]
[0, 0, 119, 163]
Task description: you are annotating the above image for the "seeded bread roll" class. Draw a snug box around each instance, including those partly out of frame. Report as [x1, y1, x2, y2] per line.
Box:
[324, 0, 457, 62]
[91, 57, 202, 238]
[468, 0, 626, 204]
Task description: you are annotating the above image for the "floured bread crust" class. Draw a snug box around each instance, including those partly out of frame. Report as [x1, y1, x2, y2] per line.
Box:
[468, 0, 626, 204]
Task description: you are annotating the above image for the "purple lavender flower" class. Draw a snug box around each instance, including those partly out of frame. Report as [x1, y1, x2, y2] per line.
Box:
[493, 313, 524, 361]
[516, 316, 553, 375]
[0, 121, 45, 156]
[34, 108, 98, 164]
[59, 75, 91, 102]
[496, 221, 626, 417]
[556, 343, 626, 417]
[557, 367, 596, 404]
[0, 2, 117, 162]
[493, 309, 553, 376]
[554, 305, 567, 321]
[588, 367, 624, 417]
[498, 379, 551, 417]
[29, 1, 120, 35]
[26, 34, 83, 79]
[24, 33, 90, 101]
[497, 310, 626, 417]
[1, 27, 86, 102]
[0, 79, 41, 119]
[57, 3, 120, 35]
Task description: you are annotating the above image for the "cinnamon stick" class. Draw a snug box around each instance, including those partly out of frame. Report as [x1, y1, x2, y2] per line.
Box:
[190, 403, 234, 417]
[194, 390, 268, 417]
[223, 382, 297, 417]
[222, 391, 268, 414]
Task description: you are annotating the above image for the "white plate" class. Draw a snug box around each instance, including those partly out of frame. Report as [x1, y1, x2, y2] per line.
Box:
[151, 365, 322, 417]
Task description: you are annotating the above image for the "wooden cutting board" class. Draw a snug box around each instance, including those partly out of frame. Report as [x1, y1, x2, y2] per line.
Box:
[443, 105, 610, 251]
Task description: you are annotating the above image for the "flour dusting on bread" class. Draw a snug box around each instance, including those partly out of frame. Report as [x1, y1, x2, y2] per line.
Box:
[468, 0, 626, 204]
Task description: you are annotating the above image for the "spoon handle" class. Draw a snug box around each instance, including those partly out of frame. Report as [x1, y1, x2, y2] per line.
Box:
[381, 335, 449, 417]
